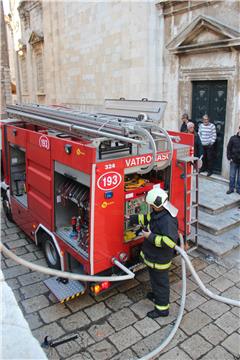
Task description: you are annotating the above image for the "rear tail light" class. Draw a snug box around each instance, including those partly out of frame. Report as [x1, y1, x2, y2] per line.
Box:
[91, 281, 111, 294]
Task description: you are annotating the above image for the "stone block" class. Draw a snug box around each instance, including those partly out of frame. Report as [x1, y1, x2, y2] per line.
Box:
[157, 347, 192, 360]
[200, 346, 235, 360]
[215, 312, 240, 334]
[5, 227, 21, 235]
[88, 321, 114, 342]
[60, 311, 90, 331]
[39, 303, 71, 323]
[105, 293, 133, 311]
[66, 352, 92, 360]
[88, 340, 117, 360]
[171, 278, 198, 295]
[224, 268, 240, 283]
[22, 295, 50, 314]
[117, 278, 139, 293]
[180, 309, 211, 335]
[75, 330, 95, 350]
[190, 270, 213, 285]
[133, 317, 160, 337]
[200, 299, 230, 319]
[56, 340, 80, 358]
[111, 349, 137, 360]
[20, 282, 48, 299]
[33, 323, 65, 343]
[135, 269, 149, 282]
[5, 234, 20, 242]
[26, 244, 38, 252]
[13, 246, 28, 256]
[109, 326, 142, 352]
[108, 308, 137, 331]
[199, 323, 227, 345]
[178, 291, 206, 312]
[94, 288, 118, 302]
[25, 313, 44, 330]
[130, 299, 153, 319]
[66, 294, 95, 312]
[221, 285, 240, 300]
[180, 334, 213, 359]
[6, 278, 20, 290]
[18, 271, 49, 286]
[221, 332, 240, 357]
[84, 302, 111, 322]
[210, 275, 234, 292]
[126, 282, 151, 302]
[3, 264, 30, 280]
[132, 327, 169, 357]
[203, 263, 227, 278]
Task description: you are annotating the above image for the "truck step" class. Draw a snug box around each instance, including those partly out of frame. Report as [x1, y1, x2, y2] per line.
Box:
[44, 276, 86, 303]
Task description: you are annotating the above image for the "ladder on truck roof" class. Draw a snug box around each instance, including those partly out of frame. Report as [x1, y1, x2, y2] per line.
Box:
[6, 99, 175, 173]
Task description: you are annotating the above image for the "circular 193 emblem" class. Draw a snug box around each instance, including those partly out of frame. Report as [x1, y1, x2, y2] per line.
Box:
[39, 135, 50, 150]
[97, 171, 122, 191]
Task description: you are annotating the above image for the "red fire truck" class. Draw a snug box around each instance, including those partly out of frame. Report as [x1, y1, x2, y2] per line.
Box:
[1, 99, 197, 302]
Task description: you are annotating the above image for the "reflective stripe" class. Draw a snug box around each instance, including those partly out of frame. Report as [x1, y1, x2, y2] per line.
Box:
[155, 235, 162, 247]
[140, 251, 171, 270]
[162, 236, 175, 249]
[138, 214, 145, 225]
[155, 304, 169, 311]
[147, 213, 151, 222]
[147, 224, 150, 231]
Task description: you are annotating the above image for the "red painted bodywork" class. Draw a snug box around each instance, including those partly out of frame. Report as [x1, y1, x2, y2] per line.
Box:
[1, 121, 194, 275]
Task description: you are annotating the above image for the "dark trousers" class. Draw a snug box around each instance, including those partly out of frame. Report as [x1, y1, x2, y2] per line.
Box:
[148, 267, 169, 307]
[229, 161, 240, 192]
[202, 145, 214, 172]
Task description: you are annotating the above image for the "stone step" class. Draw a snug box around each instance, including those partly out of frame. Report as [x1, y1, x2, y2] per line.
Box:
[198, 177, 240, 214]
[196, 227, 240, 257]
[198, 207, 240, 235]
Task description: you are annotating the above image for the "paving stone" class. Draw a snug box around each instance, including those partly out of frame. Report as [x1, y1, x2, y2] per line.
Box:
[4, 233, 19, 241]
[66, 352, 92, 360]
[169, 271, 181, 283]
[117, 278, 139, 293]
[199, 323, 227, 345]
[5, 226, 21, 235]
[111, 348, 137, 360]
[210, 275, 234, 292]
[180, 309, 211, 335]
[133, 317, 160, 337]
[109, 326, 142, 352]
[171, 278, 198, 295]
[33, 323, 65, 343]
[190, 270, 213, 285]
[34, 250, 45, 259]
[5, 258, 20, 267]
[231, 306, 240, 317]
[221, 285, 240, 300]
[125, 282, 151, 302]
[88, 321, 114, 342]
[95, 288, 118, 302]
[56, 340, 81, 358]
[130, 299, 153, 319]
[172, 266, 191, 278]
[26, 243, 38, 252]
[75, 330, 95, 349]
[84, 302, 111, 322]
[32, 258, 48, 267]
[20, 282, 49, 299]
[177, 290, 206, 312]
[6, 277, 20, 290]
[170, 289, 180, 302]
[200, 345, 235, 360]
[88, 339, 117, 360]
[200, 299, 230, 319]
[66, 294, 95, 312]
[60, 311, 90, 331]
[22, 294, 50, 314]
[135, 269, 149, 282]
[132, 327, 169, 357]
[221, 332, 240, 357]
[203, 263, 228, 278]
[25, 313, 44, 330]
[215, 312, 240, 334]
[108, 308, 137, 331]
[156, 347, 192, 360]
[3, 264, 30, 279]
[48, 293, 59, 304]
[13, 288, 21, 302]
[12, 246, 28, 256]
[105, 293, 133, 311]
[223, 268, 240, 283]
[160, 329, 187, 355]
[39, 303, 71, 323]
[180, 334, 212, 359]
[18, 271, 49, 286]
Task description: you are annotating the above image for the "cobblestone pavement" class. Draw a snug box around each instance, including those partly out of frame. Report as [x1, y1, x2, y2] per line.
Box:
[1, 213, 240, 360]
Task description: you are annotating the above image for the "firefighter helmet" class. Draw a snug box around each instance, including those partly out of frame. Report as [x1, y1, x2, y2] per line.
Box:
[146, 187, 178, 217]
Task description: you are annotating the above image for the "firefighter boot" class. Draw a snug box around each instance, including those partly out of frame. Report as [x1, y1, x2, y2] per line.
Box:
[147, 308, 169, 319]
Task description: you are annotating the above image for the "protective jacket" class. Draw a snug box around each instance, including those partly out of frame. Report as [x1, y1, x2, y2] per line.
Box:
[130, 208, 178, 267]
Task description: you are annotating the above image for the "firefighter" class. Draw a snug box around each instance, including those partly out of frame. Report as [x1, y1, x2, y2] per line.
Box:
[129, 187, 178, 318]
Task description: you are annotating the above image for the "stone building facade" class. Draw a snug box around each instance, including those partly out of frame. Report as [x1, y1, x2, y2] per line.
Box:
[8, 0, 240, 177]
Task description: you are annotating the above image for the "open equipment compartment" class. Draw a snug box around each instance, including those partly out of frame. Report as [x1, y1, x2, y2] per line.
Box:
[54, 161, 90, 259]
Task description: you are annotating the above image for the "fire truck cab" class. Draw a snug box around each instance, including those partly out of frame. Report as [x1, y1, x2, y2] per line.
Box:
[1, 99, 197, 301]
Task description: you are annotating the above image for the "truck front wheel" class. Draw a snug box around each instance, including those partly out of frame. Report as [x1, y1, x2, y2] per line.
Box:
[42, 234, 61, 270]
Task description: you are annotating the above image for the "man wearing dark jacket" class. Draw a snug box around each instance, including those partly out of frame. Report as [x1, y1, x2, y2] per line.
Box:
[129, 188, 178, 319]
[226, 126, 240, 194]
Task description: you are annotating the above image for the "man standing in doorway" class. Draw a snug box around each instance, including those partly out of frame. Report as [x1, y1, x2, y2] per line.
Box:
[198, 115, 217, 176]
[226, 126, 240, 194]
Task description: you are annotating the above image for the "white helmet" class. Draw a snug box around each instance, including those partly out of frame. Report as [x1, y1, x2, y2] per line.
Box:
[146, 187, 178, 217]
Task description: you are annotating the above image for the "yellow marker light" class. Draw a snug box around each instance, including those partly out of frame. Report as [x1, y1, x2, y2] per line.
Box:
[94, 284, 101, 294]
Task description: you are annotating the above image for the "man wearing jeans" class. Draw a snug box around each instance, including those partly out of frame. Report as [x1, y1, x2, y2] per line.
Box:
[198, 115, 217, 176]
[226, 126, 240, 194]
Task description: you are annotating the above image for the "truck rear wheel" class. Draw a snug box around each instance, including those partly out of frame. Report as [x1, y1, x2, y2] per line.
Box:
[2, 192, 13, 222]
[42, 234, 61, 270]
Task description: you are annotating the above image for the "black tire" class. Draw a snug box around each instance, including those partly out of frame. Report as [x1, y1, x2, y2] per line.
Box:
[42, 233, 61, 270]
[2, 192, 14, 222]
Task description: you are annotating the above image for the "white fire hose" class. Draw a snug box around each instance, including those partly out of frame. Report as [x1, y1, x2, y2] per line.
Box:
[0, 239, 239, 360]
